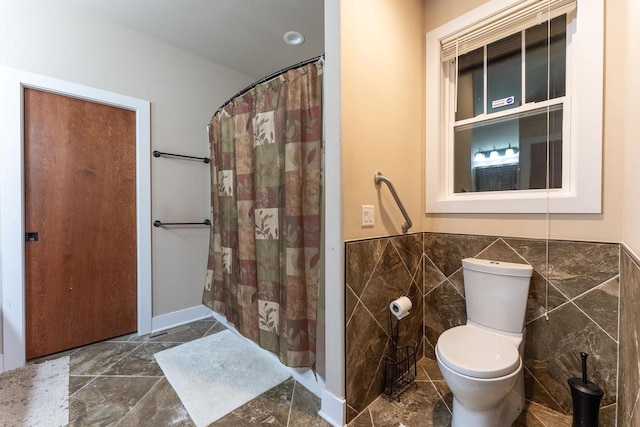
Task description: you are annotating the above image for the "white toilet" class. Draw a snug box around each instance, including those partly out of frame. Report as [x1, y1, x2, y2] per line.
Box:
[435, 258, 533, 427]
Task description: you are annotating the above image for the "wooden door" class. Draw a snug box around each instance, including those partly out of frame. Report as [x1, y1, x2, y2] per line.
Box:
[24, 88, 137, 359]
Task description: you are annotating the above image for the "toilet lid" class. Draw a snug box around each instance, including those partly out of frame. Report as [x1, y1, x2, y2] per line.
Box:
[436, 325, 520, 379]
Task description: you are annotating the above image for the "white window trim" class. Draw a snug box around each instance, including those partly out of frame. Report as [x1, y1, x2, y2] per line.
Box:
[426, 0, 603, 214]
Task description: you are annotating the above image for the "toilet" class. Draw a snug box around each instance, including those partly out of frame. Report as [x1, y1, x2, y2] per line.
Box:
[435, 258, 533, 427]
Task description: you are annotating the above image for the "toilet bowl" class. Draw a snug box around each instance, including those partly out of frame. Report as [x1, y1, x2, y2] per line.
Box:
[436, 323, 525, 427]
[435, 258, 533, 427]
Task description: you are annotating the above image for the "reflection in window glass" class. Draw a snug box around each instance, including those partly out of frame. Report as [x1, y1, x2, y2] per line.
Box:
[519, 105, 563, 189]
[525, 15, 566, 103]
[487, 33, 521, 114]
[456, 47, 484, 121]
[453, 105, 563, 193]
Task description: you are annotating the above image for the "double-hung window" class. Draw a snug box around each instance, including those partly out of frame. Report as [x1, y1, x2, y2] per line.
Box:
[426, 0, 603, 213]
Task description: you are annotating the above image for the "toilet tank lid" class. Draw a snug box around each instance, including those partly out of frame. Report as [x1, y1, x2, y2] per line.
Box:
[462, 258, 533, 277]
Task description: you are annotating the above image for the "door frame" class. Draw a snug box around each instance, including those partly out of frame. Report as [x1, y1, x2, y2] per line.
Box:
[0, 66, 152, 372]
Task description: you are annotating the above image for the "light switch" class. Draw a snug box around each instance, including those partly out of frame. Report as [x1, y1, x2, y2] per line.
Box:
[361, 205, 374, 227]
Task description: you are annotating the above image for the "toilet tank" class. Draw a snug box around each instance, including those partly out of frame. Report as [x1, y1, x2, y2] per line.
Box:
[462, 258, 533, 334]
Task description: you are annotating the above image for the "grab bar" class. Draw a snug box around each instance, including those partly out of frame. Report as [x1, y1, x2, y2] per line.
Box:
[374, 172, 413, 234]
[153, 219, 211, 227]
[153, 150, 210, 163]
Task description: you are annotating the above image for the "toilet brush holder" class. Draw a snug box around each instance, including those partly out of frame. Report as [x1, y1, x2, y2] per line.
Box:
[568, 352, 604, 427]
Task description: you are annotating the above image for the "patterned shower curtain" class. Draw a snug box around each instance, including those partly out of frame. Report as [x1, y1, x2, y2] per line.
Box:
[203, 61, 322, 369]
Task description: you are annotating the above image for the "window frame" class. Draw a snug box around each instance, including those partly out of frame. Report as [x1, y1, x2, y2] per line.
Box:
[426, 0, 603, 214]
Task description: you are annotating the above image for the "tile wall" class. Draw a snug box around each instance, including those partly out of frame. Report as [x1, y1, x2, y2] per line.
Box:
[345, 232, 625, 425]
[345, 233, 424, 422]
[618, 246, 640, 426]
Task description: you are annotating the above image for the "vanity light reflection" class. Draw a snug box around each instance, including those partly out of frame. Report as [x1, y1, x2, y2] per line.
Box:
[473, 144, 519, 162]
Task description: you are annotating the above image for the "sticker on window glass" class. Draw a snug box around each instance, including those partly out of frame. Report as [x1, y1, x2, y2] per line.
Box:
[491, 96, 515, 109]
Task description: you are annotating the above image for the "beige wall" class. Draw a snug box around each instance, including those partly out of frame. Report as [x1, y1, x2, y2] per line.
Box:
[341, 0, 425, 241]
[0, 0, 253, 319]
[623, 0, 640, 256]
[342, 0, 629, 243]
[421, 0, 625, 243]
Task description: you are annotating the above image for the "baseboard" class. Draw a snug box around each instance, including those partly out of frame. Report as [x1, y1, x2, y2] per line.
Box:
[318, 388, 346, 427]
[151, 305, 214, 333]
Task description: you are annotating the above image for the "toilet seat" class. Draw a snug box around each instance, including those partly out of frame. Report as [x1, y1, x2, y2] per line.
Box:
[436, 325, 520, 379]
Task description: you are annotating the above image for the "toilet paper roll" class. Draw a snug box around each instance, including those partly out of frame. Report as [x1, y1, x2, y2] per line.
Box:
[390, 296, 412, 320]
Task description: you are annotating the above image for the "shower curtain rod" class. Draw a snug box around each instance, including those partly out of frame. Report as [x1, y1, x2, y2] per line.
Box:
[217, 54, 324, 111]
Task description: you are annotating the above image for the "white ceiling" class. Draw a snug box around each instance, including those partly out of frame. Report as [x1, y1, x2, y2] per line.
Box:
[57, 0, 324, 80]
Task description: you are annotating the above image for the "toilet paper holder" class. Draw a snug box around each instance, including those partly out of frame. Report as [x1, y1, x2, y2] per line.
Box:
[390, 296, 412, 320]
[383, 298, 417, 401]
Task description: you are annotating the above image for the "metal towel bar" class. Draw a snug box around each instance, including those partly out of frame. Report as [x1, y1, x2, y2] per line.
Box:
[374, 172, 413, 234]
[153, 219, 211, 227]
[153, 150, 210, 163]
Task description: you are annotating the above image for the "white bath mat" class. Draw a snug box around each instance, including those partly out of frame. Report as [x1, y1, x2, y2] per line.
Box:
[0, 356, 69, 427]
[155, 329, 290, 426]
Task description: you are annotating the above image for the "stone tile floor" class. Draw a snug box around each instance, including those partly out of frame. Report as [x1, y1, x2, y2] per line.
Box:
[27, 317, 575, 426]
[348, 357, 573, 427]
[29, 317, 330, 427]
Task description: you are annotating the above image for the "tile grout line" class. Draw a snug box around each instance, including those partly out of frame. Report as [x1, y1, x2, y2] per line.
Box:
[112, 376, 164, 427]
[286, 380, 297, 427]
[498, 238, 562, 323]
[66, 320, 278, 427]
[525, 271, 589, 325]
[499, 238, 531, 266]
[570, 274, 620, 301]
[69, 375, 98, 399]
[93, 342, 146, 377]
[201, 319, 220, 337]
[629, 388, 640, 421]
[389, 239, 420, 296]
[349, 285, 393, 342]
[567, 275, 620, 342]
[69, 342, 143, 399]
[525, 402, 556, 427]
[505, 237, 621, 338]
[74, 374, 165, 378]
[616, 245, 621, 424]
[525, 278, 619, 344]
[350, 341, 406, 425]
[345, 283, 362, 326]
[522, 365, 565, 413]
[568, 299, 618, 344]
[73, 322, 215, 425]
[418, 362, 452, 414]
[352, 240, 390, 310]
[446, 274, 465, 299]
[359, 341, 391, 411]
[423, 259, 458, 300]
[471, 237, 501, 260]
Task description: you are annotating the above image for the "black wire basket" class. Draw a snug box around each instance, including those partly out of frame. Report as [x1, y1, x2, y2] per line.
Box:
[383, 306, 417, 401]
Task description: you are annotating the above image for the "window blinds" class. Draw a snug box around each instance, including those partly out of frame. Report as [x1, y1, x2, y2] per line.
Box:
[441, 0, 576, 62]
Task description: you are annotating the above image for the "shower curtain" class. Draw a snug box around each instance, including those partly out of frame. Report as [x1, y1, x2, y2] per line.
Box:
[203, 61, 322, 369]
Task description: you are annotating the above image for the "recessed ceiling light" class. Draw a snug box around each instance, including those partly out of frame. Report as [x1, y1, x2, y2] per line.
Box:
[283, 31, 305, 46]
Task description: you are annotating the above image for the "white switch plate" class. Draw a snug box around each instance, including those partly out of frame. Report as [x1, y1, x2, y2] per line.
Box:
[361, 205, 374, 227]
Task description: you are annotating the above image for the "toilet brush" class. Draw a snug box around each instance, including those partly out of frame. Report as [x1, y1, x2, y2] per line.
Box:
[567, 352, 604, 427]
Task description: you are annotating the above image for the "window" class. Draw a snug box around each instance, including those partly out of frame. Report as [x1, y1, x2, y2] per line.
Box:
[426, 0, 603, 213]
